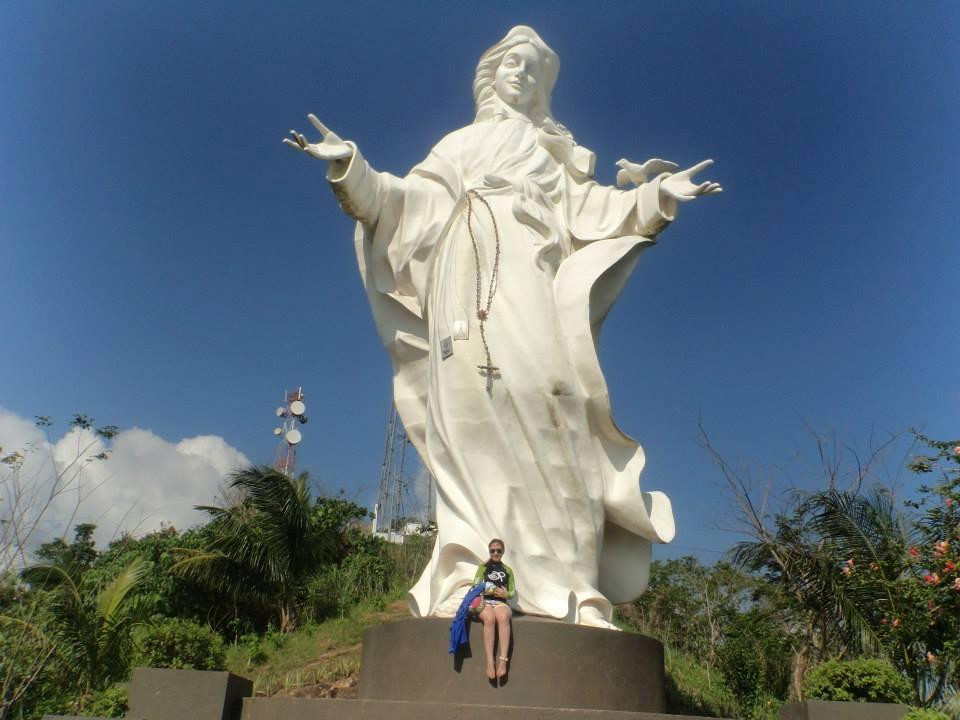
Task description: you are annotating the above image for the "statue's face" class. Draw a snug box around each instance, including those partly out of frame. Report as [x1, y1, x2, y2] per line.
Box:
[494, 42, 541, 111]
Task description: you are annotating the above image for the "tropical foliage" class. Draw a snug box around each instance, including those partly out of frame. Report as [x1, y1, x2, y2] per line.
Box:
[803, 658, 913, 703]
[132, 618, 225, 671]
[0, 462, 409, 719]
[170, 465, 370, 632]
[6, 435, 960, 719]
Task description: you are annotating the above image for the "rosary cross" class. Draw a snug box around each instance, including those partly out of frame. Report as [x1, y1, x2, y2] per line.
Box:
[476, 362, 500, 394]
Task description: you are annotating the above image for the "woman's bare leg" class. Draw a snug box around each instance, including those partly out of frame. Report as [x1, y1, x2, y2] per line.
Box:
[480, 606, 497, 680]
[494, 604, 512, 678]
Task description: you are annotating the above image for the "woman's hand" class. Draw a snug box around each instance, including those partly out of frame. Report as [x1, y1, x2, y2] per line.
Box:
[283, 114, 353, 162]
[493, 587, 507, 599]
[659, 159, 722, 202]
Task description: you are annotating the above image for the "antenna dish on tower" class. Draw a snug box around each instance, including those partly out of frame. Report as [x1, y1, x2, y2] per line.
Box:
[272, 387, 306, 476]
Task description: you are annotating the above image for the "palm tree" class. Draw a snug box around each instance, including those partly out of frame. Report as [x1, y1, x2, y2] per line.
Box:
[731, 488, 911, 698]
[803, 489, 911, 650]
[17, 557, 148, 694]
[173, 465, 354, 632]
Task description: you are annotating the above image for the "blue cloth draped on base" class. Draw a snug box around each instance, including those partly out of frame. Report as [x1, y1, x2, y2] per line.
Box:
[449, 584, 486, 654]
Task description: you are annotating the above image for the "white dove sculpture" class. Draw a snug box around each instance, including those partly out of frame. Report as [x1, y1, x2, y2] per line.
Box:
[615, 158, 679, 187]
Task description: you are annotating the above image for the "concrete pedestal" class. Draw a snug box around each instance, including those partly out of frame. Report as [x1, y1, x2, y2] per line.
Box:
[127, 667, 252, 720]
[358, 617, 666, 713]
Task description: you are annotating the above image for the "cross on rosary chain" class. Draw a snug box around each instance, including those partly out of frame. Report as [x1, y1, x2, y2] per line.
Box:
[466, 190, 501, 394]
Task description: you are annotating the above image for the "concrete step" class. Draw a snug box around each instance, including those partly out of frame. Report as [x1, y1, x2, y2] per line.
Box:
[241, 697, 730, 720]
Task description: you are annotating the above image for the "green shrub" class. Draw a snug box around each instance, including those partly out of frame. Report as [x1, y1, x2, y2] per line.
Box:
[717, 609, 791, 716]
[303, 535, 394, 620]
[803, 658, 912, 704]
[133, 618, 225, 670]
[75, 685, 128, 717]
[903, 709, 950, 720]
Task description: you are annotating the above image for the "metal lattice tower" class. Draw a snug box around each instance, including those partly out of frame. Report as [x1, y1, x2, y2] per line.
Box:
[374, 403, 434, 539]
[272, 387, 307, 476]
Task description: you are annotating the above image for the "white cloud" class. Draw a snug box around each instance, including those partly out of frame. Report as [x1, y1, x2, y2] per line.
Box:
[0, 408, 250, 556]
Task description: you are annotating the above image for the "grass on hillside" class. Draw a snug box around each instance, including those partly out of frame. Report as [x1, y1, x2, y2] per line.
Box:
[662, 649, 743, 718]
[224, 595, 410, 697]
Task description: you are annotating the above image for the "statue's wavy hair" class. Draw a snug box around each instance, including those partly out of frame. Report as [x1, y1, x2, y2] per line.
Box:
[472, 26, 572, 139]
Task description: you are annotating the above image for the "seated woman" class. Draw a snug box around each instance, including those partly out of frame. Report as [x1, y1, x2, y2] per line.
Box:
[474, 539, 515, 681]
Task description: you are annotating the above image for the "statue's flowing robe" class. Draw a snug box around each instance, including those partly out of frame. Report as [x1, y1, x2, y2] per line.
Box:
[329, 117, 677, 625]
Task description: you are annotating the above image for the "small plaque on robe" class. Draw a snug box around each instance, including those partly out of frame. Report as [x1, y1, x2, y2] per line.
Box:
[439, 336, 453, 359]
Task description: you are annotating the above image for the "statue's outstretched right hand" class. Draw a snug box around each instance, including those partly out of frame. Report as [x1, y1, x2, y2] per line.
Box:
[283, 114, 353, 162]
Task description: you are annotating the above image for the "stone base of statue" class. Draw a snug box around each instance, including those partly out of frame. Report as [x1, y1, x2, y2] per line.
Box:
[240, 618, 730, 720]
[359, 617, 666, 711]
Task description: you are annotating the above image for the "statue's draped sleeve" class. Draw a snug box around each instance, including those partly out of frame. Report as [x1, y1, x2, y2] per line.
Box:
[328, 142, 461, 308]
[327, 142, 461, 461]
[565, 171, 676, 245]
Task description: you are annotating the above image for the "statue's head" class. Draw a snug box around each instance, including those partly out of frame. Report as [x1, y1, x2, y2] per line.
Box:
[473, 26, 559, 126]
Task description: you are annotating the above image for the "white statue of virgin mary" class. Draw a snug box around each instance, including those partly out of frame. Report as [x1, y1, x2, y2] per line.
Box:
[286, 26, 720, 627]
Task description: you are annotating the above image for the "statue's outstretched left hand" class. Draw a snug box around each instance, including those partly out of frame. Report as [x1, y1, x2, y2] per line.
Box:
[659, 159, 723, 202]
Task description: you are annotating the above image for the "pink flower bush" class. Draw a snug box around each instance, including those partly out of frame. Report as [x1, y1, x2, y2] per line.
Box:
[953, 577, 960, 591]
[924, 573, 942, 585]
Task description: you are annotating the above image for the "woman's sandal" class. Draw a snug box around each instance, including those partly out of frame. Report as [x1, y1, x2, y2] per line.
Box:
[496, 655, 509, 679]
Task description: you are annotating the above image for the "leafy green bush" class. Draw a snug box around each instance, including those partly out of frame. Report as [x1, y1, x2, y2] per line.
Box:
[717, 609, 791, 716]
[133, 618, 225, 670]
[74, 685, 128, 717]
[903, 709, 950, 720]
[303, 533, 395, 620]
[803, 658, 912, 703]
[335, 536, 392, 600]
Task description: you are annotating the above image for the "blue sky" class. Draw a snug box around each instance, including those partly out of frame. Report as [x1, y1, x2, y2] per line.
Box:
[1, 1, 958, 559]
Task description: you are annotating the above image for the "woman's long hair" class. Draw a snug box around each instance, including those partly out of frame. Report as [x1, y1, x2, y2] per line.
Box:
[473, 25, 568, 138]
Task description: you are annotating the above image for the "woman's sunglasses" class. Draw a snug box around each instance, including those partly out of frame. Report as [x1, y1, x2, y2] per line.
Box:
[489, 548, 504, 555]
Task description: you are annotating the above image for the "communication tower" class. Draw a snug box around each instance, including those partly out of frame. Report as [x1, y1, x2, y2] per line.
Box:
[272, 387, 307, 476]
[373, 403, 434, 541]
